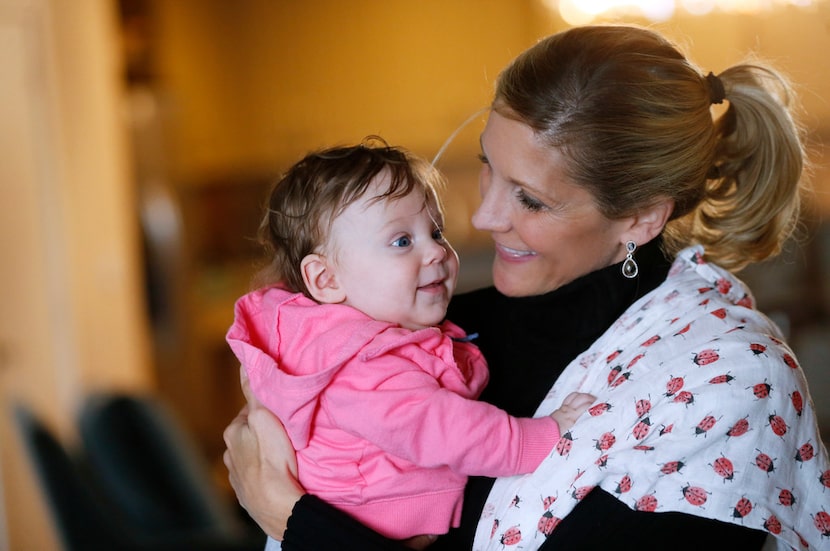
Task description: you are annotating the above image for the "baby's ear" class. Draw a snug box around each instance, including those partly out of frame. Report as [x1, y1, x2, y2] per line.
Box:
[301, 253, 346, 304]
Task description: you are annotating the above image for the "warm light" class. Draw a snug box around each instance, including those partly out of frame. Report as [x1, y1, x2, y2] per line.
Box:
[640, 0, 676, 20]
[680, 0, 716, 15]
[554, 0, 599, 24]
[545, 0, 820, 22]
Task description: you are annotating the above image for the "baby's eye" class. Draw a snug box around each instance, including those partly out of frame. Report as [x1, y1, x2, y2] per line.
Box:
[392, 235, 412, 248]
[432, 228, 446, 241]
[477, 153, 489, 165]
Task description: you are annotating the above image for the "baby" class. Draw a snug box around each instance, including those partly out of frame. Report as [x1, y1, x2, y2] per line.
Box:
[226, 138, 594, 549]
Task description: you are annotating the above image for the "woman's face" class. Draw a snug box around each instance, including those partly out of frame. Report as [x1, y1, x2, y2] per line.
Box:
[473, 111, 633, 297]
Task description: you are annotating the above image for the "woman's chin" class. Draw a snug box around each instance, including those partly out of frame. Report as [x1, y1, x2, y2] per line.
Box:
[493, 266, 537, 298]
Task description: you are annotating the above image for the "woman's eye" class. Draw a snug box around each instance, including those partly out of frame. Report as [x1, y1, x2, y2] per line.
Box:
[477, 153, 489, 165]
[392, 236, 412, 248]
[516, 188, 546, 212]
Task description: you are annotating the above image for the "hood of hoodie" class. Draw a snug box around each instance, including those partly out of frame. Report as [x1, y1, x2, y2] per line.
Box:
[226, 287, 415, 449]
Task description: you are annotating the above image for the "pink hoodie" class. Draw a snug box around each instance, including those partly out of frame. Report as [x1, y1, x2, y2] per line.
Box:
[226, 286, 559, 539]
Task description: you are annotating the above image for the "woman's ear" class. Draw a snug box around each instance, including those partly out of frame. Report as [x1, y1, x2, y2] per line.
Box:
[301, 253, 346, 304]
[624, 197, 675, 246]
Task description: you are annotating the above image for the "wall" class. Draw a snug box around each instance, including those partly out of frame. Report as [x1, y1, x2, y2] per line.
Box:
[148, 0, 550, 180]
[0, 0, 153, 547]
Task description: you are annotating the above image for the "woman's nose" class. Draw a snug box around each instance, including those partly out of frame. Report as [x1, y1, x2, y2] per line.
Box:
[471, 178, 508, 232]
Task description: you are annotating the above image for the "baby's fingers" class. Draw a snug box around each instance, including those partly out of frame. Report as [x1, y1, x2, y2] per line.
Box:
[562, 391, 596, 410]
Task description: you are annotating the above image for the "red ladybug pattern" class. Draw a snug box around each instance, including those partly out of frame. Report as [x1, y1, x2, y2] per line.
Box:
[660, 460, 685, 475]
[796, 442, 816, 464]
[708, 372, 734, 385]
[726, 416, 750, 439]
[765, 514, 783, 535]
[768, 414, 788, 438]
[712, 455, 736, 482]
[594, 431, 616, 452]
[751, 380, 773, 399]
[634, 492, 658, 512]
[749, 343, 768, 356]
[499, 525, 521, 546]
[754, 451, 776, 474]
[631, 417, 652, 440]
[710, 307, 728, 320]
[555, 431, 573, 457]
[778, 488, 797, 508]
[641, 335, 661, 347]
[695, 415, 719, 437]
[475, 248, 830, 551]
[681, 483, 709, 507]
[692, 348, 720, 366]
[732, 496, 753, 520]
[812, 510, 830, 538]
[791, 391, 804, 417]
[614, 474, 632, 494]
[536, 510, 561, 537]
[588, 402, 612, 416]
[569, 485, 593, 501]
[672, 390, 696, 406]
[665, 376, 685, 396]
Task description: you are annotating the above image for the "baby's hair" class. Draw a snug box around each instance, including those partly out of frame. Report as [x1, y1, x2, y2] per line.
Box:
[254, 136, 446, 295]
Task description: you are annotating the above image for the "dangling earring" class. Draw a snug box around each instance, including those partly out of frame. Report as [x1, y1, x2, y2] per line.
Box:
[622, 241, 638, 279]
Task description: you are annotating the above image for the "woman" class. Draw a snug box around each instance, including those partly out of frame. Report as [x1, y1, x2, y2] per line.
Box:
[223, 25, 830, 550]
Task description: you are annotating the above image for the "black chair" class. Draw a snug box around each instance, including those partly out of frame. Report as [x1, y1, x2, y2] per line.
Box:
[77, 392, 264, 547]
[14, 403, 131, 550]
[15, 400, 265, 551]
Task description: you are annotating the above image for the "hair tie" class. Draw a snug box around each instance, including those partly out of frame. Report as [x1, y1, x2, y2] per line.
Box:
[705, 72, 725, 105]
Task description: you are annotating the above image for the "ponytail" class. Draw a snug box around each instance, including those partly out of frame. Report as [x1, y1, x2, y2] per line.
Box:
[663, 64, 806, 271]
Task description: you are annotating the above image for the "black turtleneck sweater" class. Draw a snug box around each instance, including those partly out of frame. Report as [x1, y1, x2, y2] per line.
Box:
[282, 239, 767, 550]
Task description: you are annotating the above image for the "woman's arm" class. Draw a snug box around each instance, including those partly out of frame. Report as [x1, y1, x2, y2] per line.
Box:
[540, 488, 768, 550]
[283, 494, 416, 551]
[223, 367, 304, 540]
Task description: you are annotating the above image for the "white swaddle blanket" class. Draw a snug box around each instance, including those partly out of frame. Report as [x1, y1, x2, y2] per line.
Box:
[474, 247, 830, 551]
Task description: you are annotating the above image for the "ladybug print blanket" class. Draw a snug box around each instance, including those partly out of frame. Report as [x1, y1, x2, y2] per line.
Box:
[474, 247, 830, 550]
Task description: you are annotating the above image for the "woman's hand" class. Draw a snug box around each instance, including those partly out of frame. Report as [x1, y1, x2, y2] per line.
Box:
[223, 366, 305, 540]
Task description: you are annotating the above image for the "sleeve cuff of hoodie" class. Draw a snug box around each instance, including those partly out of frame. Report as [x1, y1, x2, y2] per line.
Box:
[514, 415, 561, 473]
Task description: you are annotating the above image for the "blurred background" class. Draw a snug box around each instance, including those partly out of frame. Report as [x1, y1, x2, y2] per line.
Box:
[1, 0, 829, 548]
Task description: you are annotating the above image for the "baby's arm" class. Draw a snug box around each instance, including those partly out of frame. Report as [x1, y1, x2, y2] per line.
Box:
[327, 369, 592, 477]
[550, 391, 596, 433]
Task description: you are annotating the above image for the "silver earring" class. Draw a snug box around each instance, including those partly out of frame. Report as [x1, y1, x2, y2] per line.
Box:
[622, 241, 638, 279]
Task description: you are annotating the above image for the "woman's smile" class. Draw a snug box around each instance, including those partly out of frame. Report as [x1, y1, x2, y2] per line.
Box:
[494, 243, 538, 260]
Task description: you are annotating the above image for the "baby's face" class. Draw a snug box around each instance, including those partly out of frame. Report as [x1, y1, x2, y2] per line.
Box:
[326, 174, 459, 330]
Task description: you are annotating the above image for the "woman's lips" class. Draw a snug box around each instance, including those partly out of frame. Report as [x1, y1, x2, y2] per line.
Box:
[495, 243, 537, 260]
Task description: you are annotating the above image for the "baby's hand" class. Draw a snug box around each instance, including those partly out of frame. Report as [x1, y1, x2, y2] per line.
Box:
[549, 392, 596, 433]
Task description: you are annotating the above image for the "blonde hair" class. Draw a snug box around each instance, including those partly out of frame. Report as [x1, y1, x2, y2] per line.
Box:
[255, 137, 446, 295]
[495, 25, 806, 271]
